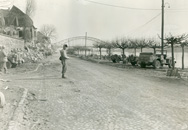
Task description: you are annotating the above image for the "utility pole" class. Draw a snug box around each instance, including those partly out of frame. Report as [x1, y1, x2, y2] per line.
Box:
[85, 32, 87, 57]
[161, 0, 164, 55]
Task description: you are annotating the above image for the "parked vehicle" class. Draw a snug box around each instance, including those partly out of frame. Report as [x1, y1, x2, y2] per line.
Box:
[138, 50, 173, 69]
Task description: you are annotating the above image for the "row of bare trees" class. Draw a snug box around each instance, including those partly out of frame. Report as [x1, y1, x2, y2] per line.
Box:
[92, 35, 188, 70]
[69, 35, 188, 70]
[164, 34, 188, 69]
[93, 38, 161, 60]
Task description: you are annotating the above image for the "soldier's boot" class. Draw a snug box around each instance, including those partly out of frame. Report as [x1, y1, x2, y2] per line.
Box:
[62, 74, 66, 78]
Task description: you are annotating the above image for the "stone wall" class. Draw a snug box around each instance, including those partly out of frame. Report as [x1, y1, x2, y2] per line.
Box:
[0, 33, 24, 52]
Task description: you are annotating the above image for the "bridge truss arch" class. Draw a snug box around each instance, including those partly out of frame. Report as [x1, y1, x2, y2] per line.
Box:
[54, 36, 106, 48]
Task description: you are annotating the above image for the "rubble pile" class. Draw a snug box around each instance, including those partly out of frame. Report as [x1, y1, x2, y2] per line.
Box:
[7, 45, 53, 69]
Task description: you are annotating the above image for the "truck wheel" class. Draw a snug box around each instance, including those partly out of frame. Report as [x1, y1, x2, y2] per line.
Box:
[140, 63, 146, 68]
[153, 60, 161, 69]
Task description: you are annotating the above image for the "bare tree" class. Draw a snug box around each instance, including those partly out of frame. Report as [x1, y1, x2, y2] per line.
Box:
[147, 39, 160, 54]
[40, 24, 57, 41]
[136, 38, 148, 52]
[104, 41, 114, 58]
[113, 37, 129, 60]
[25, 0, 36, 17]
[164, 33, 188, 69]
[129, 39, 139, 56]
[93, 42, 105, 59]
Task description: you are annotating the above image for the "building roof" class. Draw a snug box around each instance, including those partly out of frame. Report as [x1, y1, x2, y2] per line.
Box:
[0, 6, 36, 28]
[8, 6, 34, 27]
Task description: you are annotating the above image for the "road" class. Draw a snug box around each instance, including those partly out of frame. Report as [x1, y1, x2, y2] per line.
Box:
[4, 53, 188, 130]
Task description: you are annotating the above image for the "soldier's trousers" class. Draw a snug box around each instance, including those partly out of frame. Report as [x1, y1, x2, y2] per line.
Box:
[0, 62, 7, 73]
[61, 61, 67, 75]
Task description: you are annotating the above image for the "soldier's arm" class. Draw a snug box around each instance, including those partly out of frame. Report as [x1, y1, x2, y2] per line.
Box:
[64, 51, 69, 59]
[2, 51, 7, 57]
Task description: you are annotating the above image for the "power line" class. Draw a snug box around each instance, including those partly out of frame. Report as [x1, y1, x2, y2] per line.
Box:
[84, 0, 188, 12]
[84, 0, 160, 11]
[126, 13, 161, 35]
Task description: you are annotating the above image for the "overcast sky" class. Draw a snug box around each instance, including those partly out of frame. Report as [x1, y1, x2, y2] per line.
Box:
[1, 0, 188, 42]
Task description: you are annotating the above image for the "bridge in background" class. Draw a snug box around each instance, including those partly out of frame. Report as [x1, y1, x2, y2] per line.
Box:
[53, 36, 106, 48]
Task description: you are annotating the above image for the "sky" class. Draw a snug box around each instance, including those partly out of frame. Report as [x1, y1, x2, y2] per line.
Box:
[1, 0, 188, 42]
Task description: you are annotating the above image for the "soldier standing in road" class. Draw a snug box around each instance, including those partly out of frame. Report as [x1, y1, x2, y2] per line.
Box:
[60, 44, 69, 78]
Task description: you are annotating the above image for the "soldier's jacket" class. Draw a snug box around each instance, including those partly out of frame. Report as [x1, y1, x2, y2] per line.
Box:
[60, 49, 69, 62]
[0, 50, 7, 62]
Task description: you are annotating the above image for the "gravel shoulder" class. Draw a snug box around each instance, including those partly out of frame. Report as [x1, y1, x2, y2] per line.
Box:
[0, 81, 24, 130]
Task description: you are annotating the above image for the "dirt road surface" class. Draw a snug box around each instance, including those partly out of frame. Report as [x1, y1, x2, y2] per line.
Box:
[2, 53, 188, 130]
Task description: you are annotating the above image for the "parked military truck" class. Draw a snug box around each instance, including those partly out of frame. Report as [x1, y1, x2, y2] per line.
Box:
[138, 50, 173, 69]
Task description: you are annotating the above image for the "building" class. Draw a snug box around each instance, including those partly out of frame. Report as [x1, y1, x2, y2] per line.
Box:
[0, 6, 37, 43]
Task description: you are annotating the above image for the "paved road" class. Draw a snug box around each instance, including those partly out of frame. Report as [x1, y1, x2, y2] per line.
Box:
[6, 54, 188, 130]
